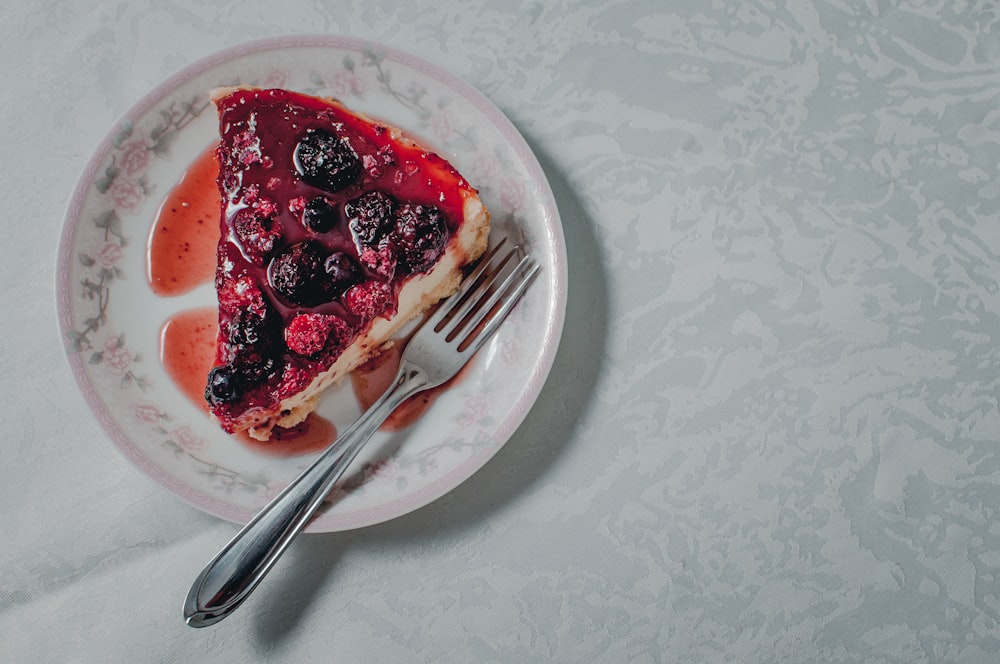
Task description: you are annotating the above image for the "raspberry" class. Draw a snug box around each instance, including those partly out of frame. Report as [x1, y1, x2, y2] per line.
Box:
[275, 364, 314, 399]
[343, 281, 394, 321]
[242, 183, 261, 205]
[362, 154, 383, 178]
[224, 129, 260, 171]
[253, 196, 278, 218]
[284, 313, 349, 356]
[217, 275, 268, 318]
[293, 128, 361, 192]
[394, 203, 448, 273]
[268, 241, 331, 306]
[358, 244, 397, 278]
[232, 208, 282, 265]
[346, 191, 396, 249]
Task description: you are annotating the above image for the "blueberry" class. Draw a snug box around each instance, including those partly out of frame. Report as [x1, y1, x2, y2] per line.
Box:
[268, 240, 331, 306]
[323, 251, 359, 286]
[293, 129, 361, 192]
[345, 191, 396, 249]
[302, 197, 338, 233]
[205, 364, 243, 405]
[394, 203, 448, 272]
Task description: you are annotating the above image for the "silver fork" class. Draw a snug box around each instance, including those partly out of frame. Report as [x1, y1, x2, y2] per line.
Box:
[184, 238, 539, 627]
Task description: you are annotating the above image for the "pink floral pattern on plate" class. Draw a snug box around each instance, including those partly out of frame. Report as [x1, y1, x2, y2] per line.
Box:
[56, 35, 566, 532]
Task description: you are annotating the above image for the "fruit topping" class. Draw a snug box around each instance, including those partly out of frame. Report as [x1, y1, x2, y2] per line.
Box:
[323, 251, 360, 287]
[216, 274, 268, 318]
[394, 203, 448, 272]
[285, 313, 350, 356]
[358, 244, 398, 278]
[232, 207, 282, 265]
[346, 190, 397, 249]
[207, 306, 280, 406]
[227, 308, 270, 349]
[268, 241, 332, 307]
[293, 128, 361, 192]
[276, 364, 314, 399]
[233, 129, 261, 167]
[205, 364, 244, 405]
[224, 308, 278, 382]
[302, 196, 338, 233]
[343, 280, 394, 321]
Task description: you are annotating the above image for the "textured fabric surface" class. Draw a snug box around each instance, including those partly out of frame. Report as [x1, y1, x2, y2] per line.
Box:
[3, 1, 1000, 662]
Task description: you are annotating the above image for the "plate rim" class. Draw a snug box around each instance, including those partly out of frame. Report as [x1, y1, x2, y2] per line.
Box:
[55, 34, 568, 531]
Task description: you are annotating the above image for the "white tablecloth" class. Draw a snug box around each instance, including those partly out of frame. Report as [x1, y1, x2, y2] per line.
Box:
[4, 1, 1000, 661]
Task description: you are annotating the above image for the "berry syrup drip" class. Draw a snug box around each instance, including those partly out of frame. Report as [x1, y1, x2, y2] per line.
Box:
[159, 307, 218, 408]
[146, 147, 219, 296]
[208, 88, 474, 428]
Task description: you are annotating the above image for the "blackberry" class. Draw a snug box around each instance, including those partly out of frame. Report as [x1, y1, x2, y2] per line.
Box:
[268, 240, 331, 306]
[228, 309, 272, 350]
[237, 356, 277, 384]
[394, 203, 448, 273]
[226, 309, 278, 383]
[293, 129, 360, 192]
[346, 191, 396, 249]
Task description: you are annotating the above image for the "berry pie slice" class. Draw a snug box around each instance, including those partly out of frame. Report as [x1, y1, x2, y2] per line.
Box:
[205, 87, 490, 440]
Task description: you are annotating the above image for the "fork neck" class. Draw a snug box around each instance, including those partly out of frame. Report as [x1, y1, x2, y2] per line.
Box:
[376, 359, 432, 413]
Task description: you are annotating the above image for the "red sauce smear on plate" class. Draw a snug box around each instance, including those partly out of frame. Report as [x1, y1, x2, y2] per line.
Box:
[146, 146, 219, 296]
[158, 307, 218, 408]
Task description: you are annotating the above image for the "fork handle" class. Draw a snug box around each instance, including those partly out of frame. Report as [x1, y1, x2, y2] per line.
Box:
[184, 361, 428, 627]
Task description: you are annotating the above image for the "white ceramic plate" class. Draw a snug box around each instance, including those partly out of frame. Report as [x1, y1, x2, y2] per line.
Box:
[55, 36, 566, 532]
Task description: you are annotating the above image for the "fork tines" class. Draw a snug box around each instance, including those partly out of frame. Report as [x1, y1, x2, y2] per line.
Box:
[430, 237, 540, 352]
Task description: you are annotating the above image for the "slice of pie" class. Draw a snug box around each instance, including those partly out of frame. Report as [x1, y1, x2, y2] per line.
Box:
[204, 87, 490, 441]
